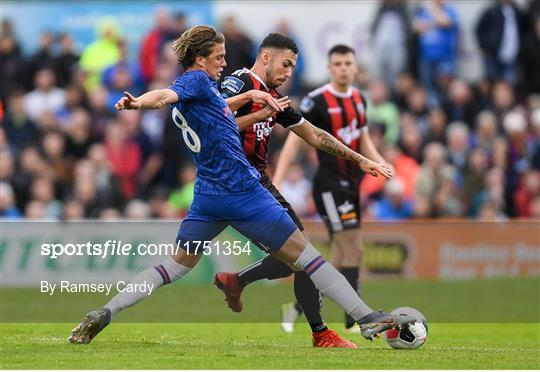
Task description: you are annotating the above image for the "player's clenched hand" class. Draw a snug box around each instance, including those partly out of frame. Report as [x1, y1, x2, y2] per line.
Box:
[358, 159, 394, 179]
[247, 90, 284, 112]
[115, 91, 141, 110]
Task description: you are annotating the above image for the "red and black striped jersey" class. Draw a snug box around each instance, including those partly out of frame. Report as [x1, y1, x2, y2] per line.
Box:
[300, 84, 368, 186]
[220, 68, 304, 173]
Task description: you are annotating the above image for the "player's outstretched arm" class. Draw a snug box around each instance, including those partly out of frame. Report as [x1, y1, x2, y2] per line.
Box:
[359, 128, 395, 174]
[291, 120, 393, 179]
[272, 131, 303, 189]
[235, 96, 291, 131]
[115, 90, 178, 111]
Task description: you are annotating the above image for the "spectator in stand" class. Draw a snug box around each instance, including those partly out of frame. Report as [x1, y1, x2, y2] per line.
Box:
[477, 198, 508, 221]
[118, 109, 163, 196]
[79, 16, 122, 91]
[139, 7, 174, 84]
[501, 111, 531, 216]
[446, 121, 470, 174]
[0, 19, 25, 102]
[23, 68, 66, 125]
[470, 167, 506, 218]
[55, 83, 89, 127]
[522, 13, 540, 94]
[392, 72, 416, 112]
[530, 108, 540, 170]
[442, 79, 479, 129]
[24, 200, 47, 219]
[87, 85, 114, 138]
[62, 199, 85, 220]
[367, 80, 400, 144]
[405, 85, 429, 131]
[373, 178, 413, 220]
[3, 91, 40, 149]
[514, 170, 540, 218]
[64, 107, 94, 160]
[491, 80, 517, 129]
[471, 110, 507, 169]
[70, 162, 101, 217]
[124, 199, 151, 219]
[398, 114, 424, 163]
[413, 0, 459, 106]
[416, 142, 461, 217]
[14, 146, 50, 209]
[30, 177, 62, 219]
[361, 144, 419, 202]
[529, 195, 540, 218]
[279, 163, 315, 218]
[476, 0, 524, 85]
[41, 130, 71, 194]
[424, 108, 447, 144]
[165, 12, 188, 42]
[461, 146, 490, 216]
[147, 186, 174, 218]
[25, 30, 56, 90]
[370, 0, 411, 90]
[87, 143, 122, 210]
[219, 15, 255, 78]
[53, 32, 80, 88]
[99, 207, 121, 221]
[103, 40, 144, 111]
[168, 164, 195, 217]
[0, 182, 22, 219]
[104, 120, 141, 199]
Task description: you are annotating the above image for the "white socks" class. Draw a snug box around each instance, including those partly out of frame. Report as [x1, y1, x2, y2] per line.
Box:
[294, 244, 373, 321]
[104, 256, 191, 319]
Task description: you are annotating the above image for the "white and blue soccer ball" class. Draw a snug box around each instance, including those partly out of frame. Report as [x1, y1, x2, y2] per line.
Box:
[385, 307, 428, 350]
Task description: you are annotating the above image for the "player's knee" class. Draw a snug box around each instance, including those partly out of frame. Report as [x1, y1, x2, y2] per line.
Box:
[275, 229, 309, 263]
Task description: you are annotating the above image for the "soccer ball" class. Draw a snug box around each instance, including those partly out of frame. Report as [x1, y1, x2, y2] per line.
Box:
[385, 307, 428, 350]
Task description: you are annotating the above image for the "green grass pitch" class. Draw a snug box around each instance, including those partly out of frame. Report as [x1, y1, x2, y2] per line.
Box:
[1, 277, 539, 369]
[1, 323, 539, 369]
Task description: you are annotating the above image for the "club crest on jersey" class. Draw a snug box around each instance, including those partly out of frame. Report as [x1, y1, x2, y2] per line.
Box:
[253, 118, 274, 141]
[300, 96, 315, 113]
[221, 76, 245, 94]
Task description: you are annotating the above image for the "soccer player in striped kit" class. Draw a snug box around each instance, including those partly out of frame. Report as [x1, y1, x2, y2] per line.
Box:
[215, 42, 393, 335]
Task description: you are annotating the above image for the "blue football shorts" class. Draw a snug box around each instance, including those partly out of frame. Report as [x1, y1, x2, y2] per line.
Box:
[175, 183, 298, 252]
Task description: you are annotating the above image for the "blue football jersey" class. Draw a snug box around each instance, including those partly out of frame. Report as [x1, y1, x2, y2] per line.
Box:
[168, 70, 260, 195]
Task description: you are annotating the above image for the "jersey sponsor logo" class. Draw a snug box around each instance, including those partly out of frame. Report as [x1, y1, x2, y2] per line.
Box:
[221, 76, 245, 94]
[253, 118, 274, 141]
[300, 96, 315, 112]
[337, 200, 354, 214]
[327, 107, 342, 114]
[336, 118, 361, 145]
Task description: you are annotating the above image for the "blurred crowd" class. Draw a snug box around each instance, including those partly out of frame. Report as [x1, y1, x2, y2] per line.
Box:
[1, 0, 539, 222]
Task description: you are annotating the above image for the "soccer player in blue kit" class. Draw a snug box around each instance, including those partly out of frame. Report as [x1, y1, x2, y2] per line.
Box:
[68, 26, 415, 344]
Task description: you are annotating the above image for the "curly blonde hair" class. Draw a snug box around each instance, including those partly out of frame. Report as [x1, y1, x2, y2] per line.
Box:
[171, 25, 225, 69]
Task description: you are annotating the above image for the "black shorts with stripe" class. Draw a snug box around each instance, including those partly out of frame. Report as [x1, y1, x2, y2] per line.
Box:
[312, 177, 360, 236]
[259, 172, 304, 232]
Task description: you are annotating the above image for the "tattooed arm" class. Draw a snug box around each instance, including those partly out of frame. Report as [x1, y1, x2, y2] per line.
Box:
[291, 120, 393, 178]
